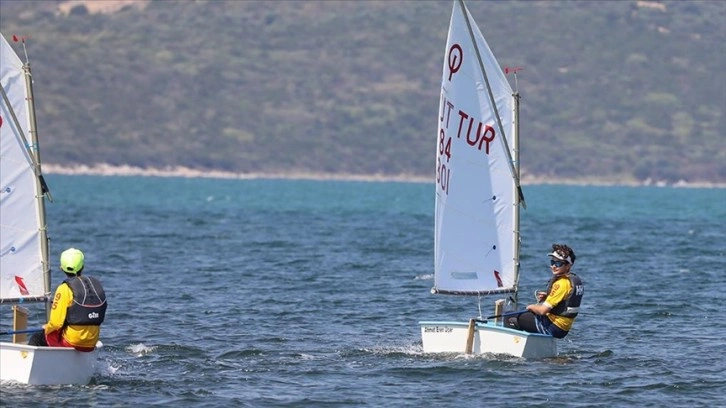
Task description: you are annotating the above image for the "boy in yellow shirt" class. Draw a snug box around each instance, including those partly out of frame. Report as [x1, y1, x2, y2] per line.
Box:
[506, 244, 584, 338]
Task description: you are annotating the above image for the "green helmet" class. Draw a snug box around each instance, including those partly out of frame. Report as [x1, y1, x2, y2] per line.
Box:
[60, 248, 84, 274]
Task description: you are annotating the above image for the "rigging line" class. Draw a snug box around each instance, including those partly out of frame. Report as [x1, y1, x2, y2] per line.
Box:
[457, 0, 523, 192]
[0, 85, 38, 170]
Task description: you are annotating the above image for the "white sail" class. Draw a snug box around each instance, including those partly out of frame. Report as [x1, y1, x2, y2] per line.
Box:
[433, 1, 518, 295]
[0, 33, 48, 300]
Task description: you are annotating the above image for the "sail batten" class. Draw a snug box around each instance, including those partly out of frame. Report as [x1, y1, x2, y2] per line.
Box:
[434, 1, 518, 296]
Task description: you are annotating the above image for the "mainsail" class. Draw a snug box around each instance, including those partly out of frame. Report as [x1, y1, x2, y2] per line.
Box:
[0, 33, 51, 303]
[433, 0, 520, 296]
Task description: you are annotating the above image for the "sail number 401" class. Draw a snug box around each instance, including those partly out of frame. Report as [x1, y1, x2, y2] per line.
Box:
[437, 129, 452, 194]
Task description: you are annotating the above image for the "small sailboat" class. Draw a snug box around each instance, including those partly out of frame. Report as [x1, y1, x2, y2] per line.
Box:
[419, 0, 557, 358]
[0, 32, 100, 385]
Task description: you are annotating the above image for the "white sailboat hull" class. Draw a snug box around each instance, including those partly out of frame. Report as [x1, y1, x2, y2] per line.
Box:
[0, 341, 102, 385]
[419, 321, 557, 359]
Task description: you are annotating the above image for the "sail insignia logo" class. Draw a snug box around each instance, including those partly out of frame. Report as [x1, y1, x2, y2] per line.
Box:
[14, 276, 30, 296]
[447, 44, 462, 81]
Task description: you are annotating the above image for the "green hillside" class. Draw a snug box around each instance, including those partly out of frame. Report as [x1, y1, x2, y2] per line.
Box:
[1, 0, 724, 184]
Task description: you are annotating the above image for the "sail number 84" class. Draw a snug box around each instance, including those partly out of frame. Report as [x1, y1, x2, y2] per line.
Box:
[437, 129, 452, 194]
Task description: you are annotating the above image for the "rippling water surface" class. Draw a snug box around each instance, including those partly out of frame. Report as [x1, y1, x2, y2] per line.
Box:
[2, 176, 724, 407]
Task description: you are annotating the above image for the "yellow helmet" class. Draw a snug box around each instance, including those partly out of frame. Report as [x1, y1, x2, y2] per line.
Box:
[60, 248, 84, 274]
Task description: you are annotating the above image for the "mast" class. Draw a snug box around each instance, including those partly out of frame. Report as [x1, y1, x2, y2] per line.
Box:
[511, 90, 521, 308]
[24, 56, 53, 319]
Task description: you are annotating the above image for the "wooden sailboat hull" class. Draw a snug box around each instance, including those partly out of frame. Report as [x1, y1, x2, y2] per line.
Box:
[0, 341, 101, 385]
[419, 321, 557, 359]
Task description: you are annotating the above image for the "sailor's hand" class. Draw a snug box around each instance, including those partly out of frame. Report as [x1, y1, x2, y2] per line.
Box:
[535, 291, 547, 302]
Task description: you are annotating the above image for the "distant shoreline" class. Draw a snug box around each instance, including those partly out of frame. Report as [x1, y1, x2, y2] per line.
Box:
[42, 164, 726, 189]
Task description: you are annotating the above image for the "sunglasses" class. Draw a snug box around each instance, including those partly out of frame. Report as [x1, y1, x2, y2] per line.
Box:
[550, 260, 569, 267]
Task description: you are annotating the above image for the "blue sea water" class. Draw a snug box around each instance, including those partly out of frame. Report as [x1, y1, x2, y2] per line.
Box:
[1, 175, 725, 407]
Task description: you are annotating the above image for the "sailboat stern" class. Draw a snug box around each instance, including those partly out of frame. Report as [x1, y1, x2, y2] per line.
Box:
[0, 341, 101, 385]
